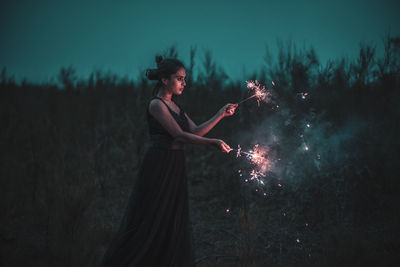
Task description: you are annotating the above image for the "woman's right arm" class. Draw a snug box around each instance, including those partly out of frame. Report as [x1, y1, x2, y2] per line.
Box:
[149, 99, 232, 153]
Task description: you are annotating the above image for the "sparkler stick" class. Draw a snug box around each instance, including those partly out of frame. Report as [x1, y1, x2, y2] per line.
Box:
[236, 94, 258, 105]
[232, 149, 264, 160]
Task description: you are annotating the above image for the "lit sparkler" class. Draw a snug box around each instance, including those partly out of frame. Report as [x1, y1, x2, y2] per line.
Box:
[232, 144, 271, 187]
[237, 80, 271, 106]
[233, 144, 270, 172]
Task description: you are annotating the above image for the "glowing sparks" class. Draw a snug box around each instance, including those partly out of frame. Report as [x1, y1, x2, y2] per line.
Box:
[237, 80, 271, 106]
[298, 92, 309, 99]
[247, 81, 256, 88]
[249, 169, 266, 185]
[246, 144, 270, 173]
[227, 78, 322, 258]
[234, 144, 271, 189]
[236, 145, 242, 158]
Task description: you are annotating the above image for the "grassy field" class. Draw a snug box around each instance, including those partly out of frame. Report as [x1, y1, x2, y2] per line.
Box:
[1, 38, 399, 266]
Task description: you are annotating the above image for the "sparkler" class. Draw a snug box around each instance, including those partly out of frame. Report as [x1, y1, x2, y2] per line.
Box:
[236, 80, 271, 106]
[234, 144, 269, 171]
[232, 144, 271, 186]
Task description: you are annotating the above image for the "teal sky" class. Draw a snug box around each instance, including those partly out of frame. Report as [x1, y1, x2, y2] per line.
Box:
[1, 0, 399, 83]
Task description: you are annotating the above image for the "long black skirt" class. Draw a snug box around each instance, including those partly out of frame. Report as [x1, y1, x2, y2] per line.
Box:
[101, 147, 195, 267]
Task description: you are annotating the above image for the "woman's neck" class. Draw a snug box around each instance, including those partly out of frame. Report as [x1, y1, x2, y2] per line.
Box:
[157, 90, 173, 102]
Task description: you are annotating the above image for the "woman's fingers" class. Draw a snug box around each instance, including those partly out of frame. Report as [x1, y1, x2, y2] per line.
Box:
[224, 103, 238, 116]
[225, 145, 233, 153]
[221, 141, 232, 153]
[213, 139, 232, 153]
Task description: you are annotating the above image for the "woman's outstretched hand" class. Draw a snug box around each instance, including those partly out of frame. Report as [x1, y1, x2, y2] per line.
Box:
[212, 139, 233, 153]
[219, 103, 238, 118]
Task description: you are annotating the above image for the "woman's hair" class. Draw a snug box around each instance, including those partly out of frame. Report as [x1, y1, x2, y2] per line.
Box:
[146, 56, 185, 95]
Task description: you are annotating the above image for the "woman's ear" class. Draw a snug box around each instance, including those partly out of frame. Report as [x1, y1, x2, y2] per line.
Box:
[161, 77, 169, 87]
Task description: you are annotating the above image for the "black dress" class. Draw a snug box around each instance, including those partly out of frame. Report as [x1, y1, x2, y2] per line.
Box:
[101, 97, 195, 266]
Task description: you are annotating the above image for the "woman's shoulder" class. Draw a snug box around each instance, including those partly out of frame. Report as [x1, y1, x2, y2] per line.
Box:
[149, 98, 168, 114]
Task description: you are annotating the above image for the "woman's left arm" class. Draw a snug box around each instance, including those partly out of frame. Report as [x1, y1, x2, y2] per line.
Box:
[185, 103, 238, 137]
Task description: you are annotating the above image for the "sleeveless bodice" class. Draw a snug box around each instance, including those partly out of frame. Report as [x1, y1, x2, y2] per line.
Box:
[147, 97, 190, 149]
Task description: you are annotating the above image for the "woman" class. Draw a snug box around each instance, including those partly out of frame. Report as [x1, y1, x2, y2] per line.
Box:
[101, 56, 237, 266]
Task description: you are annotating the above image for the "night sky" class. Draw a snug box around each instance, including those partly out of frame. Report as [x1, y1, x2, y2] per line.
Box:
[1, 0, 399, 83]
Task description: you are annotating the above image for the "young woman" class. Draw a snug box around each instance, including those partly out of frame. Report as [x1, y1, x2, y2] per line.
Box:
[101, 56, 237, 266]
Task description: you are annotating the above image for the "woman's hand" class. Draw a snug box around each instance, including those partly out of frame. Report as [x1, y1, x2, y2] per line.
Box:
[219, 103, 238, 118]
[212, 139, 233, 153]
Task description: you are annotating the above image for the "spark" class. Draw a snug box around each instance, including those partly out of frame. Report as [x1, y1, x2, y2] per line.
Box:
[246, 144, 270, 173]
[306, 124, 310, 128]
[236, 145, 242, 158]
[249, 169, 266, 185]
[298, 92, 309, 99]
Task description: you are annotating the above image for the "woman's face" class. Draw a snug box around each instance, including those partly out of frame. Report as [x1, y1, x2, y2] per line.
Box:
[162, 67, 186, 95]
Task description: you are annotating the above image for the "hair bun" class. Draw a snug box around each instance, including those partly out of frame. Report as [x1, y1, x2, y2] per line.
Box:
[145, 69, 159, 80]
[155, 55, 163, 67]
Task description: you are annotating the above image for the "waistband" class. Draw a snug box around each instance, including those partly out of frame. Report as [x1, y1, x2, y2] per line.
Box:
[148, 134, 184, 150]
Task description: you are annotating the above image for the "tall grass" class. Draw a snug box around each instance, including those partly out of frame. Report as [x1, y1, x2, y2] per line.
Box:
[1, 36, 399, 266]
